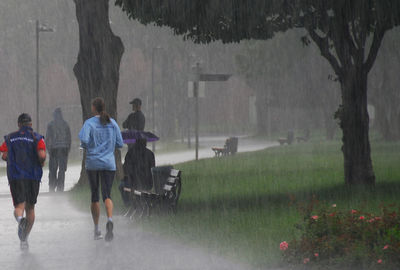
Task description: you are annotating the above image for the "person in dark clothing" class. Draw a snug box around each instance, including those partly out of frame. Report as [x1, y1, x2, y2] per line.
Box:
[0, 113, 46, 249]
[119, 138, 155, 216]
[122, 98, 145, 131]
[46, 108, 71, 192]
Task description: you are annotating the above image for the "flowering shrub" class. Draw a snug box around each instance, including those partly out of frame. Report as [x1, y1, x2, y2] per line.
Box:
[281, 199, 400, 269]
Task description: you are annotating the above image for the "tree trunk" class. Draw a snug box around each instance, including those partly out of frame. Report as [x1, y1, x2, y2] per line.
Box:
[73, 0, 124, 185]
[339, 68, 375, 185]
[324, 111, 337, 141]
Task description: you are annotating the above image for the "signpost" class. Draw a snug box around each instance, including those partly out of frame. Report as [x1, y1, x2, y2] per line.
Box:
[189, 63, 231, 160]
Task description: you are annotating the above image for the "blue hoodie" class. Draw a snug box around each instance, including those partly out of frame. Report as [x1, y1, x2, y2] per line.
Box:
[79, 116, 123, 171]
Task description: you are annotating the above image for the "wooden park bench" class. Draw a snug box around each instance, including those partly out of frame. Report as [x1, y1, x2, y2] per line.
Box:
[278, 131, 294, 145]
[130, 166, 182, 218]
[296, 129, 310, 143]
[212, 137, 238, 157]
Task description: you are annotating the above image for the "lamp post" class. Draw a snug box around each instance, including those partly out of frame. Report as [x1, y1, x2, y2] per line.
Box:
[36, 20, 54, 133]
[151, 46, 162, 152]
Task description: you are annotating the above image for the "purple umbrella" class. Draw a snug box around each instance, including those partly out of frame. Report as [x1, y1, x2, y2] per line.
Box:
[121, 130, 159, 144]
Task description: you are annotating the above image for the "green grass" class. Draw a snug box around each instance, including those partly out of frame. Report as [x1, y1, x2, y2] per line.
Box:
[69, 139, 400, 269]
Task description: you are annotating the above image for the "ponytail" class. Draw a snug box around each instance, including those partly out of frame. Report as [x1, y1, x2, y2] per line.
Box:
[92, 97, 111, 125]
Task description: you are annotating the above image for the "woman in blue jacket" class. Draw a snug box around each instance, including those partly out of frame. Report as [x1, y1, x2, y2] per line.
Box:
[79, 97, 123, 242]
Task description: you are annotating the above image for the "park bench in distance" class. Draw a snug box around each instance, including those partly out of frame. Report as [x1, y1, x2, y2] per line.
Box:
[296, 129, 310, 143]
[132, 166, 182, 218]
[212, 137, 238, 157]
[277, 131, 294, 145]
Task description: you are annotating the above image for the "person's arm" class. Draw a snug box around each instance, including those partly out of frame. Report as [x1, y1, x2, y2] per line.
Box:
[66, 124, 71, 152]
[114, 121, 124, 148]
[45, 124, 53, 153]
[0, 141, 8, 161]
[79, 121, 91, 147]
[122, 114, 131, 129]
[37, 139, 46, 167]
[150, 151, 155, 168]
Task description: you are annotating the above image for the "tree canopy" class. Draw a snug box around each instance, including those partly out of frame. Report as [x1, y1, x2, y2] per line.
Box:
[116, 0, 400, 186]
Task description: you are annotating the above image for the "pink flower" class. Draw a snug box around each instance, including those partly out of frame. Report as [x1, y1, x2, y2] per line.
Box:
[351, 209, 357, 214]
[332, 204, 337, 208]
[375, 217, 382, 221]
[280, 241, 289, 251]
[383, 245, 389, 250]
[303, 258, 310, 264]
[368, 219, 375, 223]
[314, 253, 319, 257]
[311, 215, 319, 220]
[377, 259, 382, 264]
[359, 216, 365, 220]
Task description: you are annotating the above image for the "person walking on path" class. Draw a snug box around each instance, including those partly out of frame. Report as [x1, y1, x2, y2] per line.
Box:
[79, 98, 123, 242]
[122, 98, 145, 131]
[0, 113, 46, 249]
[46, 108, 71, 192]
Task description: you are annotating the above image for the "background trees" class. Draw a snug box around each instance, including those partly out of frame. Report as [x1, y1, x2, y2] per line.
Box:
[116, 0, 400, 185]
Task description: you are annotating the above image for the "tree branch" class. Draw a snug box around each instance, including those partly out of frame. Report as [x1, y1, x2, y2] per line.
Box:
[364, 26, 386, 73]
[306, 27, 342, 77]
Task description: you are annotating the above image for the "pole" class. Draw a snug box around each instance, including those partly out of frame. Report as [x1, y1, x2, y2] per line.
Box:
[194, 80, 199, 161]
[151, 48, 155, 152]
[36, 20, 40, 133]
[192, 62, 201, 161]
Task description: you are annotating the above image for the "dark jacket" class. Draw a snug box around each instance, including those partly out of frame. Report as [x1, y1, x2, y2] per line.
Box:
[123, 140, 155, 191]
[122, 111, 145, 131]
[5, 126, 43, 181]
[46, 109, 71, 151]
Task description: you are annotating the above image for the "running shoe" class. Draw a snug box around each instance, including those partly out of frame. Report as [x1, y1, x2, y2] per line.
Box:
[94, 230, 103, 240]
[105, 221, 114, 242]
[18, 218, 28, 242]
[20, 240, 29, 250]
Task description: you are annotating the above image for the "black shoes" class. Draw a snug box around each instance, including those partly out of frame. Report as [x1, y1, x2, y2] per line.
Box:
[18, 218, 28, 242]
[105, 221, 114, 242]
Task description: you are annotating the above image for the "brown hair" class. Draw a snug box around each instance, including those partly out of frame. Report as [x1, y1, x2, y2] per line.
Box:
[92, 97, 111, 125]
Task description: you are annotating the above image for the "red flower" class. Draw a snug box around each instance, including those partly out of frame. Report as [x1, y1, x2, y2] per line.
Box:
[279, 241, 289, 251]
[383, 245, 389, 250]
[303, 258, 310, 264]
[359, 216, 365, 220]
[311, 215, 319, 220]
[377, 259, 382, 264]
[314, 253, 319, 258]
[351, 209, 357, 214]
[329, 212, 336, 217]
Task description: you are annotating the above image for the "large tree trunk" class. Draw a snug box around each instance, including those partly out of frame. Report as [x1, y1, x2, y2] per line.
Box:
[339, 68, 375, 185]
[73, 0, 124, 186]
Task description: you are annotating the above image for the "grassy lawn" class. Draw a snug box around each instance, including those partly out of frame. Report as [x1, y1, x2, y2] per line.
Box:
[69, 139, 400, 269]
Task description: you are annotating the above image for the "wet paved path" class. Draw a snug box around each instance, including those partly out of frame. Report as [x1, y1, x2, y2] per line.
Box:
[0, 137, 277, 269]
[0, 194, 253, 270]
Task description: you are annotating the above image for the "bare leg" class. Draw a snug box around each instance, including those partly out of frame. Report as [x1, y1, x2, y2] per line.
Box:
[14, 203, 25, 220]
[25, 204, 35, 236]
[104, 198, 113, 218]
[91, 202, 100, 225]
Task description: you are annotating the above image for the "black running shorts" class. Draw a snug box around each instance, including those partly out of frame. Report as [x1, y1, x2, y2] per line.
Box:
[9, 179, 40, 206]
[87, 170, 115, 203]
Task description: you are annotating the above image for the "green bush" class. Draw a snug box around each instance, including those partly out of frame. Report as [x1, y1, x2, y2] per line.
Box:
[281, 199, 400, 269]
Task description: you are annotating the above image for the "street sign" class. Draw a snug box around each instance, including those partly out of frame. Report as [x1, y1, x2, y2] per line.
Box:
[199, 74, 231, 82]
[188, 81, 205, 98]
[189, 62, 232, 161]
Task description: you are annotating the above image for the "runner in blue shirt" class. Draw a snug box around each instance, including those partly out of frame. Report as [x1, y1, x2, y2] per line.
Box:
[79, 97, 123, 241]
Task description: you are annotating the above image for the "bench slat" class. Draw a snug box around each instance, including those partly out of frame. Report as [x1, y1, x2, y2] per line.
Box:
[163, 185, 173, 191]
[170, 169, 180, 177]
